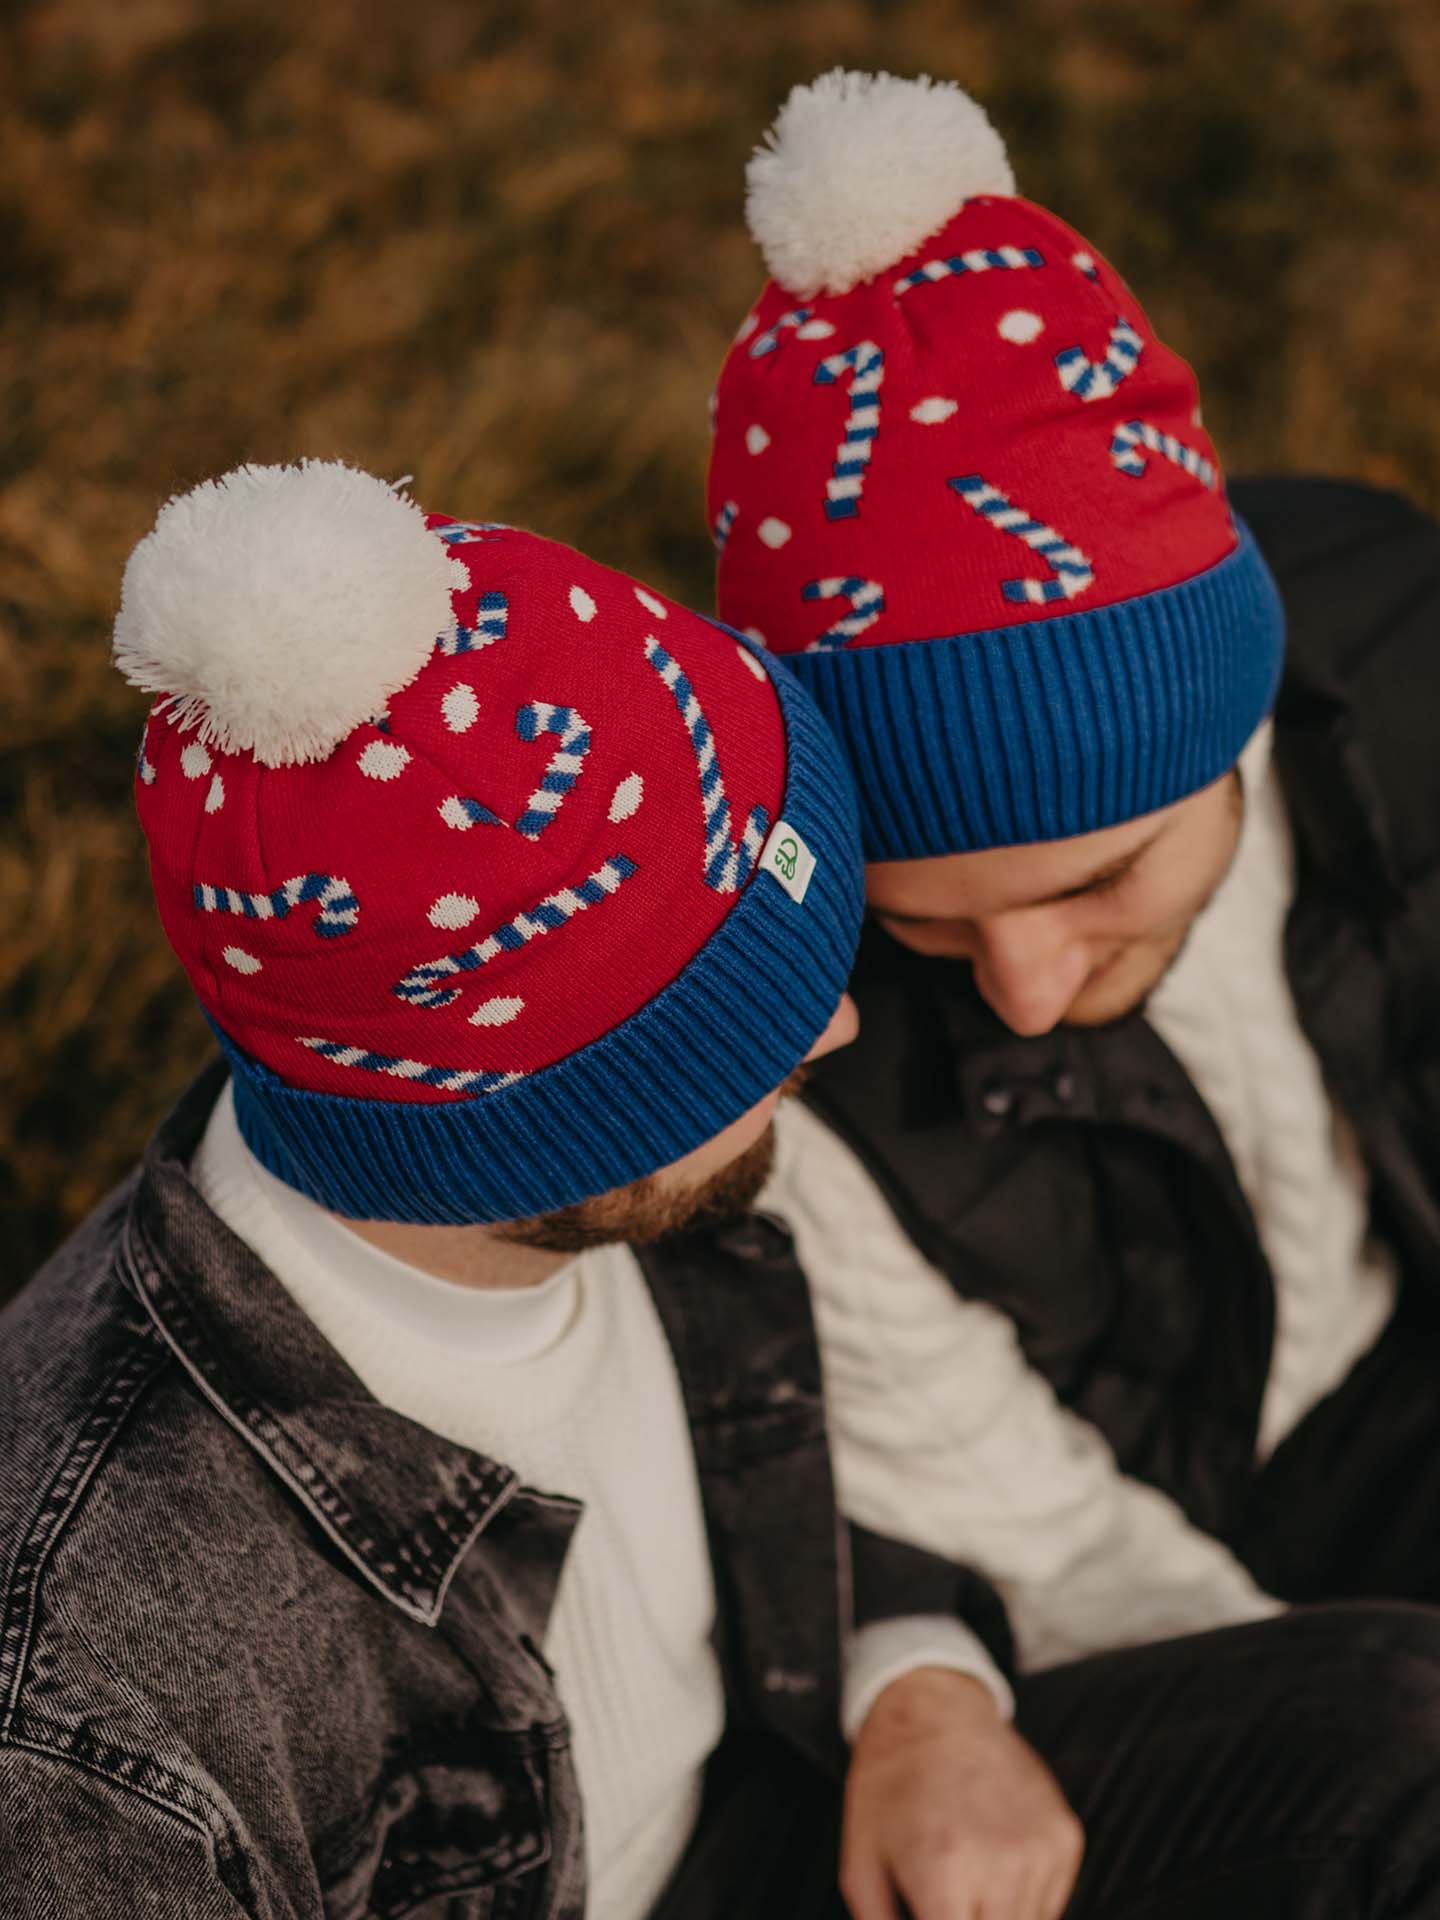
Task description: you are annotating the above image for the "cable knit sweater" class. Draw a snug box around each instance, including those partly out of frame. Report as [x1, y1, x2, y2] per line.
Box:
[1145, 726, 1397, 1457]
[761, 724, 1396, 1683]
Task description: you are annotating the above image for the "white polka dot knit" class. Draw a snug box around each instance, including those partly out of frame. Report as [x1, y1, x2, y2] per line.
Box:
[192, 1084, 725, 1920]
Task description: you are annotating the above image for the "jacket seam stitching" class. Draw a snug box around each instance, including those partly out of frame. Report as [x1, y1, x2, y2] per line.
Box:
[0, 1316, 171, 1741]
[2, 1720, 233, 1849]
[119, 1226, 513, 1624]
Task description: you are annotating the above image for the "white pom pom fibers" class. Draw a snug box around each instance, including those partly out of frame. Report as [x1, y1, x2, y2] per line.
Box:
[113, 461, 456, 767]
[746, 69, 1015, 298]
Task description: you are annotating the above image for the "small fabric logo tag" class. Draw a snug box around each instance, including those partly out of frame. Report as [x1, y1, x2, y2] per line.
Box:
[760, 819, 817, 905]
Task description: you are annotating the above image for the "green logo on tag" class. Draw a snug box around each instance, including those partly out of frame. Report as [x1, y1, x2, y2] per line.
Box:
[760, 818, 815, 904]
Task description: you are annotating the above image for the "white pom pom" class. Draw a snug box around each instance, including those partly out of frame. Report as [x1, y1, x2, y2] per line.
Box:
[746, 70, 1015, 298]
[113, 461, 457, 767]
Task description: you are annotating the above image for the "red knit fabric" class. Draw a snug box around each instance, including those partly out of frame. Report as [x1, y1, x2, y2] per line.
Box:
[709, 196, 1235, 657]
[138, 523, 787, 1102]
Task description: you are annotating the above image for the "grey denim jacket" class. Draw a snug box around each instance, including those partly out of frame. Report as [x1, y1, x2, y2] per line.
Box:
[0, 1065, 1006, 1918]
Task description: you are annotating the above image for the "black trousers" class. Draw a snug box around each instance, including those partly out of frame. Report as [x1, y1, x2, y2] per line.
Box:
[659, 1603, 1440, 1918]
[659, 1291, 1440, 1916]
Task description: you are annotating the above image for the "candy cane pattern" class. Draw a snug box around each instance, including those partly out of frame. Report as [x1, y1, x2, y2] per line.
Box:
[137, 729, 157, 785]
[893, 245, 1046, 296]
[814, 342, 884, 521]
[298, 1036, 521, 1096]
[395, 854, 638, 1008]
[514, 702, 592, 839]
[749, 306, 812, 358]
[643, 637, 768, 892]
[438, 589, 509, 655]
[1110, 419, 1217, 488]
[949, 476, 1095, 605]
[435, 521, 509, 545]
[713, 499, 738, 551]
[193, 873, 360, 938]
[440, 794, 507, 830]
[802, 576, 886, 651]
[1054, 318, 1143, 403]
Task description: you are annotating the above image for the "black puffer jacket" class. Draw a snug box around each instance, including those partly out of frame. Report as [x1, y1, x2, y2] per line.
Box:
[807, 477, 1440, 1590]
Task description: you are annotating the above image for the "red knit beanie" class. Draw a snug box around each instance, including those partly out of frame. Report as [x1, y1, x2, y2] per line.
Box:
[116, 462, 861, 1222]
[708, 71, 1284, 859]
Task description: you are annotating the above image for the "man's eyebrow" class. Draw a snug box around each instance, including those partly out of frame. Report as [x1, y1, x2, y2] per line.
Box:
[1030, 822, 1169, 906]
[874, 904, 943, 925]
[874, 822, 1171, 923]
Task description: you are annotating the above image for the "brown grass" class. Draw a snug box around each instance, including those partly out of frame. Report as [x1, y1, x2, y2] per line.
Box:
[4, 0, 1440, 1291]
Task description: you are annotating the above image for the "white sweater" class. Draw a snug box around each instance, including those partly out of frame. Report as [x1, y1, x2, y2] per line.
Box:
[761, 725, 1397, 1683]
[1145, 727, 1397, 1457]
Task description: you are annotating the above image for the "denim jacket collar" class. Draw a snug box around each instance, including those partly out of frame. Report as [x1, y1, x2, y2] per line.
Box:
[117, 1059, 527, 1626]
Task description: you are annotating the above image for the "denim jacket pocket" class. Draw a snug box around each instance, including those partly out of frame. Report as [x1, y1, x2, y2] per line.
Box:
[322, 1743, 551, 1920]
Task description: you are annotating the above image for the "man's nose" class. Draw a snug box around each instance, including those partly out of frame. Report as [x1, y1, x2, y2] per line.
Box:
[970, 913, 1092, 1037]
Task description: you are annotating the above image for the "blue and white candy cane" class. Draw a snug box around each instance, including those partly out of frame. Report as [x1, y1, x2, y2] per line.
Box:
[440, 795, 506, 830]
[435, 522, 509, 545]
[713, 500, 738, 551]
[893, 245, 1046, 296]
[814, 342, 884, 521]
[1110, 420, 1217, 489]
[643, 637, 768, 893]
[395, 855, 638, 1009]
[1054, 318, 1143, 403]
[802, 576, 886, 651]
[514, 702, 592, 839]
[949, 476, 1095, 605]
[438, 590, 509, 655]
[296, 1036, 521, 1096]
[749, 306, 812, 358]
[193, 873, 360, 937]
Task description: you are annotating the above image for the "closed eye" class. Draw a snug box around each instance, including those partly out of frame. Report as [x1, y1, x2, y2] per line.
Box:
[1062, 859, 1138, 903]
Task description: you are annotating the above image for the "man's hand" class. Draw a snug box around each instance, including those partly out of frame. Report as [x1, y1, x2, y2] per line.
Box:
[841, 1666, 1084, 1920]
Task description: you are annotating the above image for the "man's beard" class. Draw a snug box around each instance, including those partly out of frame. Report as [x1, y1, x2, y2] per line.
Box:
[496, 1130, 779, 1255]
[495, 1063, 810, 1255]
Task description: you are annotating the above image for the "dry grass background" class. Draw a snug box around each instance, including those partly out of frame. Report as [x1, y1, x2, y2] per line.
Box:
[4, 0, 1440, 1293]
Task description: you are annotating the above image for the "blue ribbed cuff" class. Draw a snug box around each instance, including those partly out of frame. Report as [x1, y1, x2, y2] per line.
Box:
[787, 521, 1285, 859]
[215, 639, 863, 1225]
